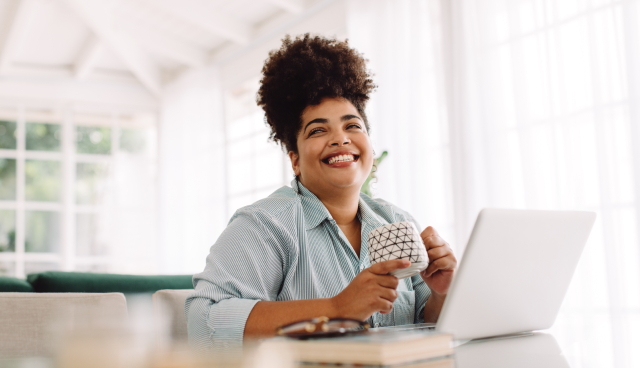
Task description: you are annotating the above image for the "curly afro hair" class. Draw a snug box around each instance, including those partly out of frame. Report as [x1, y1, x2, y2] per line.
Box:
[257, 34, 376, 153]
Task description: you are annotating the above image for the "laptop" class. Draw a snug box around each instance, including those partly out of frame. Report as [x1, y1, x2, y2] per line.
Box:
[380, 208, 596, 340]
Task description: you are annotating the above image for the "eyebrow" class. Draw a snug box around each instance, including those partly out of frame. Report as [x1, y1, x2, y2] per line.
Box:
[303, 114, 362, 133]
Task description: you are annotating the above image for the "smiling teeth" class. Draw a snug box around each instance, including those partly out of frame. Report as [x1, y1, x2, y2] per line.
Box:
[328, 154, 355, 164]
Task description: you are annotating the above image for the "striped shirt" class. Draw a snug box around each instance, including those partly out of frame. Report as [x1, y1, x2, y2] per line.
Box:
[185, 179, 432, 351]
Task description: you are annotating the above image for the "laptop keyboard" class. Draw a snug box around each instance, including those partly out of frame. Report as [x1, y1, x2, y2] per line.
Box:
[374, 323, 437, 331]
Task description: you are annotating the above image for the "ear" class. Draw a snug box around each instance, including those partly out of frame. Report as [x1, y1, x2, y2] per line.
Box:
[288, 151, 300, 176]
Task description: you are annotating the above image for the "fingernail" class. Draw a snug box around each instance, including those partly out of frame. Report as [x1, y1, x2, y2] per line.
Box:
[403, 260, 411, 266]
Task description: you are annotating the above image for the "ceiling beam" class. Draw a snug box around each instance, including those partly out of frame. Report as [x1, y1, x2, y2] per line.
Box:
[210, 0, 341, 67]
[267, 0, 305, 14]
[0, 0, 34, 74]
[151, 0, 252, 44]
[122, 20, 207, 68]
[61, 0, 161, 96]
[74, 35, 103, 79]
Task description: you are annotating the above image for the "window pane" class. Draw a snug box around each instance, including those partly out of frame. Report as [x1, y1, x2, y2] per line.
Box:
[25, 211, 60, 253]
[119, 128, 147, 154]
[76, 126, 111, 154]
[0, 261, 14, 276]
[26, 122, 61, 151]
[0, 158, 16, 200]
[0, 120, 16, 149]
[25, 262, 59, 275]
[76, 162, 110, 204]
[25, 160, 61, 201]
[0, 210, 15, 252]
[76, 213, 109, 256]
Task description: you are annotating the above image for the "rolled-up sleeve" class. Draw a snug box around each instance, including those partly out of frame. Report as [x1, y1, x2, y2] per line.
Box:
[185, 208, 292, 351]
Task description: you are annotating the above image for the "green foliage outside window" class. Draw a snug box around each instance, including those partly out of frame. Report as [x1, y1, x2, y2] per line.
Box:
[120, 129, 147, 154]
[76, 126, 111, 155]
[0, 121, 16, 149]
[0, 210, 15, 252]
[25, 160, 61, 202]
[0, 158, 16, 200]
[26, 122, 61, 151]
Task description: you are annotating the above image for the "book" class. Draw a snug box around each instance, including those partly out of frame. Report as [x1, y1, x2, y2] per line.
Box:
[263, 329, 453, 366]
[300, 357, 455, 368]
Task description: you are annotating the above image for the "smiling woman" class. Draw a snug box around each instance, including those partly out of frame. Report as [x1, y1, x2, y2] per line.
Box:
[185, 34, 457, 352]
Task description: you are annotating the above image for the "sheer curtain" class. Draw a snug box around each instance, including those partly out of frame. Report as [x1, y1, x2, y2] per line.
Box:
[347, 0, 456, 244]
[348, 0, 640, 366]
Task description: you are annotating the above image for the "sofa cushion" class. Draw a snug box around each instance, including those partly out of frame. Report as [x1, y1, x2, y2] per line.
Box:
[27, 271, 193, 293]
[0, 276, 34, 292]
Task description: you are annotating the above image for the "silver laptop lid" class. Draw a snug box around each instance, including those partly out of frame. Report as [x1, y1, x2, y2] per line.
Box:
[436, 208, 596, 340]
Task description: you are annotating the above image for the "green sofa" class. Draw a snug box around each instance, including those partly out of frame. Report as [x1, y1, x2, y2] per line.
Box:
[0, 271, 193, 293]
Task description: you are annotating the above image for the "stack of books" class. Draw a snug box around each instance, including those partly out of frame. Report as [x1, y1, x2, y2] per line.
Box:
[263, 329, 453, 367]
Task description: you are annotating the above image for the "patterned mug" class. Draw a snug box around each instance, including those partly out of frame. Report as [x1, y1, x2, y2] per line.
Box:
[367, 221, 429, 279]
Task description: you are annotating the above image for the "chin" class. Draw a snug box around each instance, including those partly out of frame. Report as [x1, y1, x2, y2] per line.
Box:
[327, 176, 365, 190]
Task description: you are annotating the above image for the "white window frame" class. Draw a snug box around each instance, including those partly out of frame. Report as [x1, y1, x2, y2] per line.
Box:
[0, 103, 159, 278]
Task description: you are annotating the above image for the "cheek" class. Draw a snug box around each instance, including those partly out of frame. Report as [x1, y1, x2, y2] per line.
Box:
[298, 141, 324, 169]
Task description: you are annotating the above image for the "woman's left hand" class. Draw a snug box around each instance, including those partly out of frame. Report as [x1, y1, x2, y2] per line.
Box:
[419, 226, 457, 296]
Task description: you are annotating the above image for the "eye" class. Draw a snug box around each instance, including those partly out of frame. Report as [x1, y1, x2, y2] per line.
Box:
[308, 127, 324, 136]
[347, 123, 362, 130]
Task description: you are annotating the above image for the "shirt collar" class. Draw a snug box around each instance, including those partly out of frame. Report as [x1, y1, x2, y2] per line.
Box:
[292, 178, 387, 231]
[292, 179, 334, 230]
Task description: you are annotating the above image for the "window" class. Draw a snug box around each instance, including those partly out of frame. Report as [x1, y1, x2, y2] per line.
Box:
[0, 105, 158, 277]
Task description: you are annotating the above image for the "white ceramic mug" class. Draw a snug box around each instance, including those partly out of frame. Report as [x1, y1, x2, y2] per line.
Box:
[367, 221, 429, 279]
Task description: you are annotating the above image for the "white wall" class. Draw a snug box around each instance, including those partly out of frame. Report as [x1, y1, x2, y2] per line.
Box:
[159, 66, 227, 274]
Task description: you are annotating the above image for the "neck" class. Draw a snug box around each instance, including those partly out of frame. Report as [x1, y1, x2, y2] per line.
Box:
[301, 179, 361, 226]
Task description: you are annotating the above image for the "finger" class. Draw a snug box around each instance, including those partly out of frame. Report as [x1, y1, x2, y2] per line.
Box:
[423, 256, 456, 278]
[421, 226, 439, 240]
[427, 246, 451, 260]
[378, 300, 394, 314]
[423, 235, 447, 249]
[375, 274, 400, 289]
[369, 259, 410, 275]
[378, 288, 398, 303]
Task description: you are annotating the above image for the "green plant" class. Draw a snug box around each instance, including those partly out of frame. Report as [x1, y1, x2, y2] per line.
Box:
[361, 150, 388, 197]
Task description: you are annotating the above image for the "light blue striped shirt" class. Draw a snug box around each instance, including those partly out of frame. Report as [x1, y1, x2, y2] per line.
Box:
[185, 179, 431, 351]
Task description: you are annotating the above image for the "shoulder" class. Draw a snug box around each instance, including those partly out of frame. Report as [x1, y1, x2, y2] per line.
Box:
[229, 185, 301, 226]
[360, 193, 421, 228]
[214, 186, 300, 259]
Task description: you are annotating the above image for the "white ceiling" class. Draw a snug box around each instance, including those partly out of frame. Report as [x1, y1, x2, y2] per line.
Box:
[0, 0, 339, 100]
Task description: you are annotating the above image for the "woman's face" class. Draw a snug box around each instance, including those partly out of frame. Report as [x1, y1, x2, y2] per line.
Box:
[290, 97, 374, 195]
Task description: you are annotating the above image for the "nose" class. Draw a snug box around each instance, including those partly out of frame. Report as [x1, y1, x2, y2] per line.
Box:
[330, 131, 350, 146]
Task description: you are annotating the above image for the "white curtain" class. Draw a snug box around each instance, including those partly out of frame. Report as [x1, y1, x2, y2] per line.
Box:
[348, 0, 640, 366]
[347, 0, 456, 244]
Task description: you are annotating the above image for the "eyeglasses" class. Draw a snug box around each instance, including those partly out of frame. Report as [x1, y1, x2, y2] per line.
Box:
[276, 316, 370, 339]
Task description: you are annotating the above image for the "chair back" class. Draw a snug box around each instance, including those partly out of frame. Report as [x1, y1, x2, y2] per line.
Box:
[0, 292, 128, 357]
[152, 289, 192, 344]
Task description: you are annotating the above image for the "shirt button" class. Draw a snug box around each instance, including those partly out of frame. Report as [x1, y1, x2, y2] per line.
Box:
[360, 264, 365, 271]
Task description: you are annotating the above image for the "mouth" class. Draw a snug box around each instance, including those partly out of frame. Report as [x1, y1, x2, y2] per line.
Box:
[321, 152, 360, 166]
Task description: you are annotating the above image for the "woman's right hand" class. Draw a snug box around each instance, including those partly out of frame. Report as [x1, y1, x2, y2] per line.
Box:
[331, 259, 411, 321]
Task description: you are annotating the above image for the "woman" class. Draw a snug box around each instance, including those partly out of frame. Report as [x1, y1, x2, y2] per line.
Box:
[185, 34, 457, 351]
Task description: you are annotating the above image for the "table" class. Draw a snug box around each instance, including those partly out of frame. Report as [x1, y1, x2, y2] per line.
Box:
[2, 311, 638, 368]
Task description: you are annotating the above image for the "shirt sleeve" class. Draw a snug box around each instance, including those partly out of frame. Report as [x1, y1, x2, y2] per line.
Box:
[185, 208, 292, 351]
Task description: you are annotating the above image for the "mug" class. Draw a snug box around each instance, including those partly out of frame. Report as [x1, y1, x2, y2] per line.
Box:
[367, 221, 429, 279]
